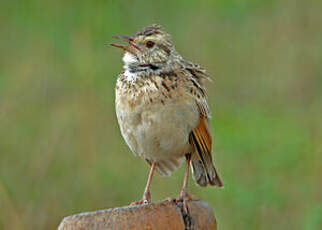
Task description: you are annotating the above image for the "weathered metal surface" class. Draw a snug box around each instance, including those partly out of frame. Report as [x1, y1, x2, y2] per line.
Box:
[58, 200, 217, 230]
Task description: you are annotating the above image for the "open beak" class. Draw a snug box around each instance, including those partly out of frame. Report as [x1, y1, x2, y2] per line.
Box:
[110, 35, 141, 55]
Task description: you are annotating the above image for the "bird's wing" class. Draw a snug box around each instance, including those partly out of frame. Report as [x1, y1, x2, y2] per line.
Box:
[182, 60, 212, 84]
[179, 67, 223, 187]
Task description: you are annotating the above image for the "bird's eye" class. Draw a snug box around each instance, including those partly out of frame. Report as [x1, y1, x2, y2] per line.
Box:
[146, 41, 155, 48]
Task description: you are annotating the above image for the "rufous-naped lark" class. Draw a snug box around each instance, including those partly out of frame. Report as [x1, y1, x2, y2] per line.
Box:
[111, 24, 223, 205]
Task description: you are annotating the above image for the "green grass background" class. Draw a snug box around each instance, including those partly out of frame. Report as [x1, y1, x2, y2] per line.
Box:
[1, 0, 321, 229]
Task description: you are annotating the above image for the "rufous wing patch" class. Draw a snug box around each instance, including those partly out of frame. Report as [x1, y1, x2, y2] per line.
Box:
[190, 116, 213, 164]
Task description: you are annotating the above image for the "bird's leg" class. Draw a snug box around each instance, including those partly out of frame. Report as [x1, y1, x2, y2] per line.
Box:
[131, 161, 156, 205]
[141, 161, 156, 202]
[176, 154, 193, 208]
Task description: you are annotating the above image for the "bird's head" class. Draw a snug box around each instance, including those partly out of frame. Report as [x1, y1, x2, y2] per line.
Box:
[111, 24, 179, 74]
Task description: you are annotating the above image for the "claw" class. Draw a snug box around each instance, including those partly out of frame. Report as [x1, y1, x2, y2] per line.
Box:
[175, 192, 194, 213]
[130, 199, 150, 206]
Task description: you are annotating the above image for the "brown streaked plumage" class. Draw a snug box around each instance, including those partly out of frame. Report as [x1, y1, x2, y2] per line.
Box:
[111, 24, 223, 206]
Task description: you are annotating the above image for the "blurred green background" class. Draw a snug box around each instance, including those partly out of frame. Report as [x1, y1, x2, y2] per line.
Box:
[1, 0, 321, 229]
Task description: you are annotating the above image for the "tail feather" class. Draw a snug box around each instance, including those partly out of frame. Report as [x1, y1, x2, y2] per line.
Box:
[191, 158, 223, 187]
[191, 159, 208, 187]
[207, 161, 223, 187]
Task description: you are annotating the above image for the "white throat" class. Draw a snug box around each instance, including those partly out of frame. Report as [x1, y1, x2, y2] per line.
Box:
[121, 52, 167, 83]
[122, 52, 137, 66]
[122, 52, 139, 82]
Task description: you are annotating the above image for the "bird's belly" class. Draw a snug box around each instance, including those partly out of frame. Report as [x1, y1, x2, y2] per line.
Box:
[116, 98, 199, 161]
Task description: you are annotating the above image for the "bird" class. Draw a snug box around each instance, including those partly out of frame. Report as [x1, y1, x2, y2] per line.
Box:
[110, 24, 223, 206]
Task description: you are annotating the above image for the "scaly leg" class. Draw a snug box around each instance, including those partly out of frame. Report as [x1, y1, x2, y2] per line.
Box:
[131, 161, 156, 205]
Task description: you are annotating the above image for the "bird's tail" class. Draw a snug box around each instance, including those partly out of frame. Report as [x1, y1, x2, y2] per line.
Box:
[191, 157, 223, 187]
[189, 116, 223, 187]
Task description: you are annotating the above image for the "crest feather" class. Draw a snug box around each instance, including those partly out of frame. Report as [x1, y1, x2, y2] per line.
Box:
[134, 24, 164, 37]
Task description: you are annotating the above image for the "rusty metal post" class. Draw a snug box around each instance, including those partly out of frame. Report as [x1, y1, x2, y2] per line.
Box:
[58, 200, 217, 230]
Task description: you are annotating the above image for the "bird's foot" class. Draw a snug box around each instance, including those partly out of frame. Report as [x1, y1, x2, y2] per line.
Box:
[130, 199, 150, 205]
[176, 191, 193, 202]
[130, 191, 151, 206]
[175, 191, 194, 213]
[164, 192, 194, 203]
